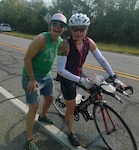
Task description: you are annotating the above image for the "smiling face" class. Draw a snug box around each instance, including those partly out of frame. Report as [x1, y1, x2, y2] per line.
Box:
[50, 21, 66, 37]
[71, 26, 88, 42]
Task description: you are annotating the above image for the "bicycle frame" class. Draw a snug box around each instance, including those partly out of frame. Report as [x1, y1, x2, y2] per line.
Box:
[95, 92, 116, 135]
[53, 78, 137, 150]
[101, 107, 116, 135]
[75, 84, 127, 135]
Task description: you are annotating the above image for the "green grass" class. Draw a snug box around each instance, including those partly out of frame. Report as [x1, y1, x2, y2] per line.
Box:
[3, 31, 35, 39]
[97, 43, 139, 55]
[3, 31, 139, 55]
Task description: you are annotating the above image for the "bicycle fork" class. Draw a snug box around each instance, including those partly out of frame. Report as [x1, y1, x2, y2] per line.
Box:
[101, 107, 116, 135]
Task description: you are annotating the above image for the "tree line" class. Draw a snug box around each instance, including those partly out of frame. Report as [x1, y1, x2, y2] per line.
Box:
[0, 0, 139, 46]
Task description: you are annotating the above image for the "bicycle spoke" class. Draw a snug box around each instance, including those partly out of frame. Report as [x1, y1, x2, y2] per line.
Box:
[53, 80, 66, 116]
[53, 92, 66, 116]
[93, 104, 137, 150]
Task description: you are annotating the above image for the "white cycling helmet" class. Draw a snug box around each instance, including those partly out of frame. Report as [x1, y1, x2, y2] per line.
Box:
[51, 13, 67, 25]
[69, 13, 90, 27]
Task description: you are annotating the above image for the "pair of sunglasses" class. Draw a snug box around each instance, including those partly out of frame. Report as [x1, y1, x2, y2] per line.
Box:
[52, 22, 66, 28]
[71, 27, 87, 32]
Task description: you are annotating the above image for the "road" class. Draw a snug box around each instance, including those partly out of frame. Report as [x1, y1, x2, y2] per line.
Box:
[0, 33, 139, 150]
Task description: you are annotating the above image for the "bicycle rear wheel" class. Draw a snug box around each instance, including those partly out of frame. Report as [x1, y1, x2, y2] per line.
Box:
[93, 103, 137, 150]
[53, 91, 66, 117]
[53, 79, 66, 116]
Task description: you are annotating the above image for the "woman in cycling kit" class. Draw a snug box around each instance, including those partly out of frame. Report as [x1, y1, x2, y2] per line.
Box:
[57, 13, 125, 147]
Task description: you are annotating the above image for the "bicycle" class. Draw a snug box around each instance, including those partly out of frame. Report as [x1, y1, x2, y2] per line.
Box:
[53, 76, 137, 150]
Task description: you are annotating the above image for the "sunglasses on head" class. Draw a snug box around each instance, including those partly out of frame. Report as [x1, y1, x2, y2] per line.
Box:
[52, 21, 66, 28]
[71, 27, 87, 32]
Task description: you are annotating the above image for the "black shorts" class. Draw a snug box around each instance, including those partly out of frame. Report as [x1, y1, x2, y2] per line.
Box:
[61, 79, 77, 100]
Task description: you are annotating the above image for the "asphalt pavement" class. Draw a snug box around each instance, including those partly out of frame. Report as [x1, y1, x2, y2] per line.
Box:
[0, 92, 70, 150]
[0, 34, 139, 150]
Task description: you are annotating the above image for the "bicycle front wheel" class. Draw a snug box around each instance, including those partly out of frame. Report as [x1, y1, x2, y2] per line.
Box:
[93, 103, 137, 150]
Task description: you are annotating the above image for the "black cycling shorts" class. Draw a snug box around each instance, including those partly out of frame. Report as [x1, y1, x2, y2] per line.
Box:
[61, 79, 77, 100]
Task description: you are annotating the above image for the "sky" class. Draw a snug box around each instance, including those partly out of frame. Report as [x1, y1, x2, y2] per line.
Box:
[28, 0, 52, 4]
[41, 0, 52, 2]
[43, 0, 52, 4]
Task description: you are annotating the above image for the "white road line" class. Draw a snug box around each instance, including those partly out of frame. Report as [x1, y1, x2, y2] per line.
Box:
[0, 86, 87, 150]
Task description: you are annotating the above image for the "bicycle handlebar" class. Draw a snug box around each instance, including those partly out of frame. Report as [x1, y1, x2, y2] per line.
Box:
[105, 76, 134, 97]
[110, 85, 133, 98]
[54, 75, 134, 101]
[80, 78, 134, 102]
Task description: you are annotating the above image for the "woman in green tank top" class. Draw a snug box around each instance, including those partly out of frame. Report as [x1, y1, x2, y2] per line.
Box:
[22, 13, 67, 150]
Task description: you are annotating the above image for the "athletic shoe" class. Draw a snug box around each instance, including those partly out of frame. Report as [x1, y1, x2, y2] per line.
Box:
[23, 139, 38, 150]
[68, 133, 80, 147]
[38, 115, 55, 124]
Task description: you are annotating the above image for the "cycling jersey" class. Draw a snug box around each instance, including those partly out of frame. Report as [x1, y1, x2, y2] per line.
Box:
[66, 36, 90, 76]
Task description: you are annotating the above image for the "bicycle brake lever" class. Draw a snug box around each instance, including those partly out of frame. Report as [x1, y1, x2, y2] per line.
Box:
[111, 93, 122, 103]
[125, 86, 133, 94]
[116, 86, 133, 98]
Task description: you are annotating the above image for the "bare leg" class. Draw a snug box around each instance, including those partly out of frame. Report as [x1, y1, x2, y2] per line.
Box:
[65, 99, 76, 134]
[39, 96, 53, 117]
[26, 103, 39, 140]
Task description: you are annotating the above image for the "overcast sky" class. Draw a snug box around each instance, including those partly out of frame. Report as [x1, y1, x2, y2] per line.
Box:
[44, 0, 52, 4]
[28, 0, 52, 4]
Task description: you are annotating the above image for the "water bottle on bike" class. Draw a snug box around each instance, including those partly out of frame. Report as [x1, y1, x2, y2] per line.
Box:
[76, 94, 86, 105]
[91, 74, 105, 85]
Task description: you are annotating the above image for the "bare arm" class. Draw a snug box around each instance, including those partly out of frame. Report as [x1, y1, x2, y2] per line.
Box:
[24, 34, 45, 93]
[24, 34, 45, 80]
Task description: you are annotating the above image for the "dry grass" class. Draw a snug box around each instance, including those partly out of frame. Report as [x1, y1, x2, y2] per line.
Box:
[3, 31, 139, 55]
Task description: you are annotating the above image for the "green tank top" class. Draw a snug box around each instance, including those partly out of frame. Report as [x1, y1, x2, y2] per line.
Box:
[22, 32, 62, 77]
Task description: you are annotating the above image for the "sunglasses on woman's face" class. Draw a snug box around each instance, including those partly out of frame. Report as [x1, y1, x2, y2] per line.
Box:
[52, 22, 66, 28]
[71, 27, 87, 32]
